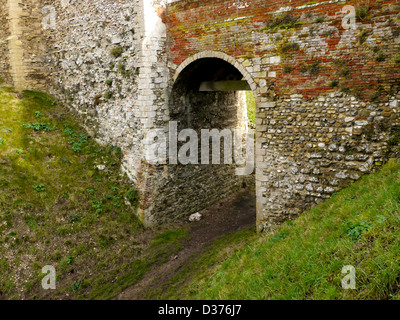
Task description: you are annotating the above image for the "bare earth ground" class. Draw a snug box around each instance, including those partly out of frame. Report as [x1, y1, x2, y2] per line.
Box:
[116, 188, 256, 300]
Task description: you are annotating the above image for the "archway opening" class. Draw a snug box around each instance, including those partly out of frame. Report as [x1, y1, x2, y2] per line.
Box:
[151, 57, 256, 227]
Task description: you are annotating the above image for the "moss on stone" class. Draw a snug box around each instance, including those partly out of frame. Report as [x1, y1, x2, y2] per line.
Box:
[110, 46, 124, 58]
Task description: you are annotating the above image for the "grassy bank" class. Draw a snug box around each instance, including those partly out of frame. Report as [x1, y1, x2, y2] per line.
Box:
[160, 160, 400, 300]
[0, 87, 187, 299]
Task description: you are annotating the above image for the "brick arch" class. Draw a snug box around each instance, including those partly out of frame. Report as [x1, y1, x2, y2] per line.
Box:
[172, 51, 257, 93]
[170, 50, 263, 232]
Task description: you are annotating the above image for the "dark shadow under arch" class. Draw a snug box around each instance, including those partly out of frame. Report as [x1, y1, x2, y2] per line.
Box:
[149, 55, 257, 227]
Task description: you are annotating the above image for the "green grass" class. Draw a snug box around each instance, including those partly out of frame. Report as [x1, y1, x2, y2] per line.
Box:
[356, 4, 370, 20]
[87, 227, 189, 299]
[159, 160, 400, 300]
[149, 228, 258, 299]
[246, 91, 255, 125]
[264, 13, 300, 30]
[110, 46, 124, 58]
[0, 87, 174, 299]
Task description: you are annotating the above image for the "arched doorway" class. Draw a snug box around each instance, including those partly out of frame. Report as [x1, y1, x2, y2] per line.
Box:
[147, 52, 258, 226]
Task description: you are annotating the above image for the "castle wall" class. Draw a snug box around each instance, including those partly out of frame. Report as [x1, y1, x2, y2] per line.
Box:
[0, 0, 12, 86]
[0, 0, 49, 90]
[38, 0, 171, 225]
[166, 0, 400, 231]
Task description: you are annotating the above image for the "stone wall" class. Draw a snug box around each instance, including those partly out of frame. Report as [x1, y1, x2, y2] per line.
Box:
[166, 0, 400, 232]
[21, 0, 48, 88]
[43, 0, 142, 138]
[40, 0, 171, 226]
[166, 0, 400, 99]
[0, 0, 12, 86]
[0, 0, 48, 90]
[258, 91, 400, 229]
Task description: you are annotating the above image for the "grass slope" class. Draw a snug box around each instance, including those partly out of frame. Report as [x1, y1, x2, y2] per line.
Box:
[0, 88, 187, 299]
[162, 160, 400, 300]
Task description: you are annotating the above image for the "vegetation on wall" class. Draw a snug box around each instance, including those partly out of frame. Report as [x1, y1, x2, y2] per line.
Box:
[246, 91, 256, 125]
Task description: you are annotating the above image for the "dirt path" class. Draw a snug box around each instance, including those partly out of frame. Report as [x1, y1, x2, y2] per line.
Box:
[116, 188, 256, 300]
